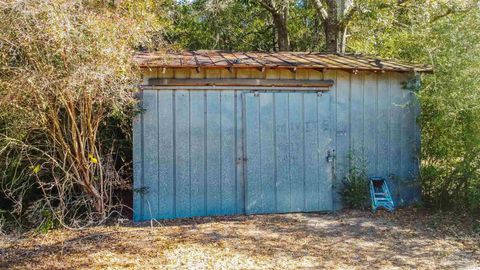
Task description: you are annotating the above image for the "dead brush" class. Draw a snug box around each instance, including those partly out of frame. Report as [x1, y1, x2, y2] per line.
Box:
[0, 0, 166, 230]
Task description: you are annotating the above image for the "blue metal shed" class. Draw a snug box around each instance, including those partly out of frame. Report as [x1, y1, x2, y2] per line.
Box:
[132, 51, 431, 221]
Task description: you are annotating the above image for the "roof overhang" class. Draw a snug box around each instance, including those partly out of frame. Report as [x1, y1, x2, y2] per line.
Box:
[134, 51, 434, 74]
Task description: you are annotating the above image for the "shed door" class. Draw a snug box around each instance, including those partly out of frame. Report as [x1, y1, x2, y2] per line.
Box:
[244, 91, 333, 214]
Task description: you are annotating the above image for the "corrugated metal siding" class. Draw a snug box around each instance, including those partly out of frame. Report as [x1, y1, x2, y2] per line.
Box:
[325, 71, 421, 209]
[244, 92, 333, 214]
[134, 90, 245, 220]
[134, 69, 421, 221]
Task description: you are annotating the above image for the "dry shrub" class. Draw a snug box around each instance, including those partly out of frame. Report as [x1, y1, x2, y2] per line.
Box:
[0, 0, 167, 229]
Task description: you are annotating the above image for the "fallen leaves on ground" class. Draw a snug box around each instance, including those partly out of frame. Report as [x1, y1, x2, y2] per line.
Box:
[0, 208, 479, 270]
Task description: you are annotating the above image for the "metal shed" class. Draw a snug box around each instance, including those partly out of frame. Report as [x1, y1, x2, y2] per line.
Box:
[132, 51, 432, 221]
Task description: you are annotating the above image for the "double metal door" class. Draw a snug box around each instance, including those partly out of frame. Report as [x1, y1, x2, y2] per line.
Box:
[243, 91, 333, 214]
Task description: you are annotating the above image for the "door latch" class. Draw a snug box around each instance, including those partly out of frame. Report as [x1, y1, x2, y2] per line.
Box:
[326, 150, 335, 163]
[237, 157, 248, 164]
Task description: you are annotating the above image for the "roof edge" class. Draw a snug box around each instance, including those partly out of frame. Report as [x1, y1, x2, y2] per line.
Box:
[138, 64, 433, 73]
[134, 50, 434, 73]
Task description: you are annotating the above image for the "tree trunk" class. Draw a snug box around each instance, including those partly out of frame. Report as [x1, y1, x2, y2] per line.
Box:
[324, 0, 346, 53]
[324, 19, 338, 53]
[324, 20, 346, 53]
[257, 0, 290, 51]
[272, 13, 290, 51]
[313, 0, 350, 53]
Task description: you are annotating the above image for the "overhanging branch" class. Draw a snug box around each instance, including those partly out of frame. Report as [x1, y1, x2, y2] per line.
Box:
[311, 0, 328, 21]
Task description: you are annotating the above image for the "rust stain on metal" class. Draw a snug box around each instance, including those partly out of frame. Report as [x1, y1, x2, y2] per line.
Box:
[134, 50, 433, 73]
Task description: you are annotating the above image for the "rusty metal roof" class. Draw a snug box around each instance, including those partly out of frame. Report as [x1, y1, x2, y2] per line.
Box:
[134, 50, 433, 73]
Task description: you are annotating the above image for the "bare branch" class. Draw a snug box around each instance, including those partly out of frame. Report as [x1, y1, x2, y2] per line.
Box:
[311, 0, 328, 21]
[256, 0, 277, 14]
[340, 1, 359, 28]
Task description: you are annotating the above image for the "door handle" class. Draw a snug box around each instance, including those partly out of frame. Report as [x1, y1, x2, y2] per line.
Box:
[326, 150, 335, 163]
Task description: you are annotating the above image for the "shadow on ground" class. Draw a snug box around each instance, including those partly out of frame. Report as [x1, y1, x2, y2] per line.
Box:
[1, 209, 479, 269]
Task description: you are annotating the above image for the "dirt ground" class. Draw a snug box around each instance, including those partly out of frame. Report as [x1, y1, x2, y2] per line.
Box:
[0, 208, 479, 270]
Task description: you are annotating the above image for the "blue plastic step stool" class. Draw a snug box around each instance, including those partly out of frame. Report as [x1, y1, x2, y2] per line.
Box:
[370, 177, 395, 212]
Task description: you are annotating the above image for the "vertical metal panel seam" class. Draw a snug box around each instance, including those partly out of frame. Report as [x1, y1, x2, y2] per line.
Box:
[188, 91, 192, 216]
[219, 92, 223, 211]
[409, 90, 413, 178]
[287, 93, 292, 210]
[273, 93, 278, 212]
[416, 90, 421, 180]
[172, 91, 177, 218]
[361, 74, 365, 160]
[240, 90, 246, 213]
[348, 73, 352, 168]
[302, 93, 306, 210]
[257, 93, 262, 210]
[241, 93, 248, 213]
[388, 74, 392, 175]
[203, 90, 208, 215]
[234, 91, 238, 212]
[140, 97, 145, 219]
[156, 91, 160, 218]
[238, 90, 245, 214]
[410, 89, 416, 179]
[396, 75, 407, 181]
[332, 71, 338, 211]
[316, 93, 320, 210]
[399, 74, 404, 181]
[375, 74, 379, 175]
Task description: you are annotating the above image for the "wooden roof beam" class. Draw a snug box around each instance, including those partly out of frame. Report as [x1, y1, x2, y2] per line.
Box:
[147, 78, 335, 88]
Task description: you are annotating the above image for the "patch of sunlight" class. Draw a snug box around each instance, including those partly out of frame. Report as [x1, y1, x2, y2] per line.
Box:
[306, 218, 338, 228]
[163, 243, 320, 270]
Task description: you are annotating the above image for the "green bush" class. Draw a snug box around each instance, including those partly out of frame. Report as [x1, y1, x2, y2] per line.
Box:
[341, 155, 370, 210]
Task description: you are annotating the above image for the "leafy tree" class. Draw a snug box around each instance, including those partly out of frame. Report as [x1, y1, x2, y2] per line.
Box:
[166, 0, 275, 51]
[289, 0, 325, 51]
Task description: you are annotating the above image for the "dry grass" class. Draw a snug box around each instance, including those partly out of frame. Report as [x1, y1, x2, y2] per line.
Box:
[0, 208, 479, 270]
